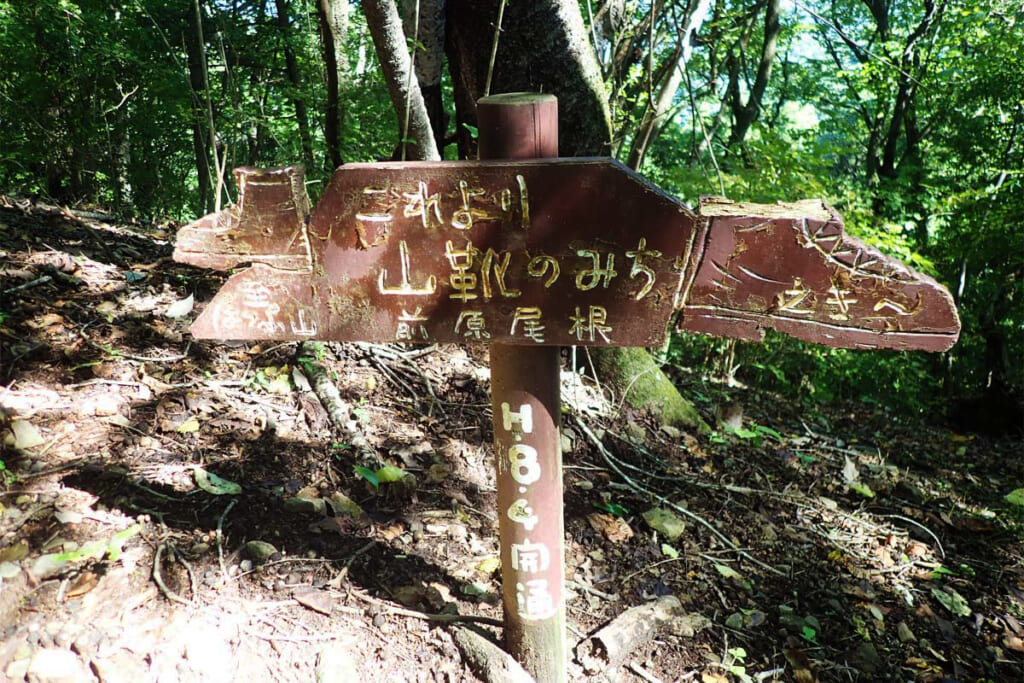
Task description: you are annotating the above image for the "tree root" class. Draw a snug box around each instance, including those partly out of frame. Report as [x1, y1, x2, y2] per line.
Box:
[450, 626, 535, 683]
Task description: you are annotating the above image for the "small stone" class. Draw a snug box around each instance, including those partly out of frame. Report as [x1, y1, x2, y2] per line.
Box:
[72, 628, 101, 655]
[244, 541, 279, 563]
[372, 613, 386, 628]
[0, 539, 29, 562]
[626, 421, 647, 442]
[285, 495, 326, 515]
[327, 493, 365, 519]
[560, 431, 573, 452]
[897, 621, 916, 643]
[27, 648, 91, 683]
[91, 395, 121, 416]
[315, 643, 358, 683]
[5, 660, 29, 680]
[642, 507, 686, 541]
[661, 424, 681, 439]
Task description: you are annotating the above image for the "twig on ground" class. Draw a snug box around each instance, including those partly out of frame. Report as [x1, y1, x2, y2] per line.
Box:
[628, 661, 665, 683]
[879, 513, 945, 559]
[3, 275, 52, 295]
[217, 498, 237, 583]
[576, 595, 685, 675]
[343, 587, 505, 627]
[79, 325, 191, 363]
[153, 543, 191, 606]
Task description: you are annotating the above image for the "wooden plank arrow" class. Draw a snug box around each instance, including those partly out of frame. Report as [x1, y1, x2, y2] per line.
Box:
[173, 161, 959, 351]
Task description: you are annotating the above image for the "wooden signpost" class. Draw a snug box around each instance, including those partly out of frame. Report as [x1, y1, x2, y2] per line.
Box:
[174, 93, 960, 681]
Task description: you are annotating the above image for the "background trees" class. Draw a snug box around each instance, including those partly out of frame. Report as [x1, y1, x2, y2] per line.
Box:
[0, 0, 1020, 424]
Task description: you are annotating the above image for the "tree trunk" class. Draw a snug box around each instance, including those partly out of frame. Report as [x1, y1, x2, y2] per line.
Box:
[363, 0, 440, 161]
[404, 0, 447, 153]
[727, 0, 781, 149]
[444, 0, 704, 432]
[184, 2, 213, 214]
[317, 0, 348, 169]
[445, 0, 612, 158]
[275, 0, 315, 170]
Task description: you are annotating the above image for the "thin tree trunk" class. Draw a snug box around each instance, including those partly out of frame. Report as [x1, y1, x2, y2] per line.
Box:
[184, 3, 213, 213]
[728, 0, 781, 148]
[625, 0, 712, 170]
[275, 0, 315, 170]
[317, 0, 348, 169]
[363, 0, 440, 161]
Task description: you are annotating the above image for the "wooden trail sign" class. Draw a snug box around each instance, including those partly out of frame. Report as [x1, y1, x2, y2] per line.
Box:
[173, 92, 960, 683]
[174, 163, 960, 352]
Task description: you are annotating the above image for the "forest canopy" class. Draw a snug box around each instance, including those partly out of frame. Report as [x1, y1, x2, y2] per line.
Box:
[0, 0, 1020, 423]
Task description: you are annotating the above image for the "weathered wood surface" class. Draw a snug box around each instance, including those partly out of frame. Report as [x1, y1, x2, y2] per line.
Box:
[679, 197, 960, 351]
[173, 162, 960, 351]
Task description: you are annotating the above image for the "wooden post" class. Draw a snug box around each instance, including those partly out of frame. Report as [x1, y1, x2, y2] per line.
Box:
[479, 93, 567, 682]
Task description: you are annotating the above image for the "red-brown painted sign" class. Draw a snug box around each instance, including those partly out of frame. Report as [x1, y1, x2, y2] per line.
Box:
[174, 161, 960, 351]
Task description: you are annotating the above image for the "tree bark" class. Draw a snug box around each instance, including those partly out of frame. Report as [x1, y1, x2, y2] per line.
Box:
[363, 0, 441, 160]
[445, 0, 612, 158]
[275, 0, 315, 170]
[404, 0, 447, 153]
[317, 0, 348, 169]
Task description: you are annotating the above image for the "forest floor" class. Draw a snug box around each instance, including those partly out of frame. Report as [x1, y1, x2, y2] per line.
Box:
[0, 199, 1023, 683]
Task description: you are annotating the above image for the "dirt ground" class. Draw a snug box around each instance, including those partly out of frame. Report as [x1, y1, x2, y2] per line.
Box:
[1, 199, 1023, 682]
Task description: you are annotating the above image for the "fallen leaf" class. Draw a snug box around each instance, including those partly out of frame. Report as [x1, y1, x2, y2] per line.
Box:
[293, 587, 333, 615]
[194, 467, 242, 495]
[931, 587, 971, 617]
[66, 571, 99, 598]
[1004, 634, 1024, 653]
[642, 507, 686, 541]
[0, 540, 29, 563]
[177, 416, 201, 434]
[713, 563, 742, 580]
[1004, 488, 1024, 507]
[587, 513, 634, 543]
[8, 419, 45, 450]
[376, 465, 408, 483]
[476, 557, 500, 574]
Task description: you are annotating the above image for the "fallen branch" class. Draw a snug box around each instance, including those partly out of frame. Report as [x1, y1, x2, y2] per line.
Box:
[296, 343, 349, 427]
[296, 342, 377, 463]
[575, 595, 684, 675]
[451, 626, 535, 683]
[3, 275, 52, 295]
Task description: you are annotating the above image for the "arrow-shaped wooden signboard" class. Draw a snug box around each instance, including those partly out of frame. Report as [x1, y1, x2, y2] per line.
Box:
[175, 161, 959, 352]
[173, 93, 959, 683]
